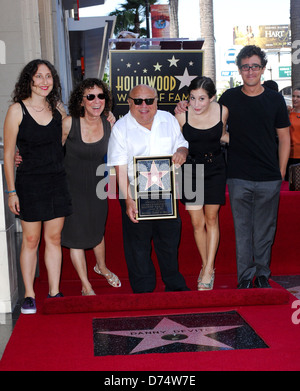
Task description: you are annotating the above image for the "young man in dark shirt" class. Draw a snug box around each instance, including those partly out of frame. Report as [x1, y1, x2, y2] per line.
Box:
[218, 45, 290, 288]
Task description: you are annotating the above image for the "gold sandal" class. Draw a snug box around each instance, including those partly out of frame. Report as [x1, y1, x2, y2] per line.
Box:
[94, 265, 121, 288]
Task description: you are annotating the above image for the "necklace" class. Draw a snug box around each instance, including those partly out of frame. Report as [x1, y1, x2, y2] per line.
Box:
[27, 99, 48, 113]
[29, 105, 45, 112]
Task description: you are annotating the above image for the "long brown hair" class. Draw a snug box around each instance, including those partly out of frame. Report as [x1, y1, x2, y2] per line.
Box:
[12, 59, 62, 114]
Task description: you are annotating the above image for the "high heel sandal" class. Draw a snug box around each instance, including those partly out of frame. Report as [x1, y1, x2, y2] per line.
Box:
[94, 265, 121, 288]
[198, 270, 215, 291]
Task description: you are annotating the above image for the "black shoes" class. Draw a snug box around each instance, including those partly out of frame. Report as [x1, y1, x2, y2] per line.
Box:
[237, 279, 253, 289]
[253, 276, 272, 288]
[238, 276, 271, 289]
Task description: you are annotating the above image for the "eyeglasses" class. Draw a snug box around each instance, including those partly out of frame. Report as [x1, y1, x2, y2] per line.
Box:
[83, 93, 106, 101]
[128, 96, 157, 105]
[240, 64, 262, 72]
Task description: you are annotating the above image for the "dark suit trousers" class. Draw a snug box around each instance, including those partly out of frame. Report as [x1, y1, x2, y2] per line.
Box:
[119, 198, 188, 293]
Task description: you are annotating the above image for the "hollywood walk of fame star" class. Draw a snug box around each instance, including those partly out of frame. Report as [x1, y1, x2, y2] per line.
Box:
[175, 67, 198, 90]
[139, 161, 169, 191]
[97, 317, 243, 354]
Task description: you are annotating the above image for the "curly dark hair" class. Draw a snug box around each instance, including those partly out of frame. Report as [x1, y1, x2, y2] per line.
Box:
[12, 59, 62, 114]
[236, 45, 268, 69]
[68, 78, 112, 118]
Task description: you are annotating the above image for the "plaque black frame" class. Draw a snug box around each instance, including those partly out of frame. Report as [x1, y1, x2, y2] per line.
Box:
[133, 155, 177, 220]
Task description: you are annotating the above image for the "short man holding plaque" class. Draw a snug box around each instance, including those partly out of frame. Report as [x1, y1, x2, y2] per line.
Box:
[107, 84, 189, 293]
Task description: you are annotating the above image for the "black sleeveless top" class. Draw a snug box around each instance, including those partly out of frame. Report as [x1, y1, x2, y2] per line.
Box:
[15, 101, 72, 222]
[183, 105, 223, 157]
[16, 101, 64, 175]
[180, 104, 226, 205]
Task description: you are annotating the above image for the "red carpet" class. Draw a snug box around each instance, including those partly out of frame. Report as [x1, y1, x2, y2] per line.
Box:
[42, 287, 289, 315]
[1, 291, 300, 371]
[1, 182, 300, 371]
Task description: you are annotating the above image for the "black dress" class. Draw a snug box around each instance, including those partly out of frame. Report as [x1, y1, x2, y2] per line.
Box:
[181, 104, 226, 205]
[15, 101, 72, 222]
[61, 116, 110, 249]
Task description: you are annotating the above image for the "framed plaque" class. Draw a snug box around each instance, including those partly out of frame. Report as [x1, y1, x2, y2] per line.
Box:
[133, 155, 177, 220]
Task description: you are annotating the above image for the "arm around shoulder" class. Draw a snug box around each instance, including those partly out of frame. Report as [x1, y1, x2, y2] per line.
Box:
[57, 101, 68, 119]
[62, 115, 72, 145]
[175, 112, 185, 130]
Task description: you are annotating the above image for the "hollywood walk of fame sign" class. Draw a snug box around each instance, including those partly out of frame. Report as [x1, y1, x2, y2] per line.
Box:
[109, 49, 203, 119]
[133, 155, 177, 220]
[93, 311, 268, 356]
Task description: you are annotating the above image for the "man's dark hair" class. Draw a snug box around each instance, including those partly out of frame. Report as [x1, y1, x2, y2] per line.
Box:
[236, 45, 268, 69]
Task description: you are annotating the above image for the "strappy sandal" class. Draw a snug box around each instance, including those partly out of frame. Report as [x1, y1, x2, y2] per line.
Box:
[94, 265, 121, 288]
[198, 270, 215, 291]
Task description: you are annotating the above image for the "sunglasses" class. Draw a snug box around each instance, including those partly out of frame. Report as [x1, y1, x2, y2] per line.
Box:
[83, 93, 106, 101]
[128, 96, 156, 105]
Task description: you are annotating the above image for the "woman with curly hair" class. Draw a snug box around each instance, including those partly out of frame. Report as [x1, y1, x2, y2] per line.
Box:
[61, 78, 121, 295]
[3, 59, 72, 314]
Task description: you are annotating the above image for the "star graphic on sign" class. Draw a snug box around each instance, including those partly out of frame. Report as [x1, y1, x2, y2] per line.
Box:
[153, 62, 162, 71]
[168, 55, 180, 67]
[175, 68, 198, 90]
[139, 161, 169, 190]
[97, 317, 243, 354]
[126, 63, 131, 68]
[143, 68, 148, 73]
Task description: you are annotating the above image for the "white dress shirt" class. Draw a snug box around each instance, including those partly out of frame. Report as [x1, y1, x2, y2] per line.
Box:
[107, 110, 188, 185]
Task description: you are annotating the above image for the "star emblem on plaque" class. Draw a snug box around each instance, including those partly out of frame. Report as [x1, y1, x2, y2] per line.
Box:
[134, 156, 176, 220]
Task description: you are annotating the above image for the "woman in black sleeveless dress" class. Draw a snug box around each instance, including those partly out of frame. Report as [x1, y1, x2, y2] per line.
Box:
[61, 79, 121, 296]
[175, 76, 229, 291]
[3, 60, 72, 314]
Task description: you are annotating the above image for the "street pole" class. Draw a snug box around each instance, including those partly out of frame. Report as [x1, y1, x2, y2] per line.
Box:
[145, 0, 150, 38]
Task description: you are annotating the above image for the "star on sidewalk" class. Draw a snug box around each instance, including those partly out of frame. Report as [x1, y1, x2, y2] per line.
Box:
[97, 317, 243, 354]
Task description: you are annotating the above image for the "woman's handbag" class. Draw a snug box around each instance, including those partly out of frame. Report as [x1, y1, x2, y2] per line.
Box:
[289, 163, 300, 190]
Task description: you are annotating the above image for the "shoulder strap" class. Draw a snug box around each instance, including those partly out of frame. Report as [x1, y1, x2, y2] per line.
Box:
[185, 110, 188, 123]
[219, 103, 223, 121]
[69, 116, 79, 138]
[18, 100, 27, 116]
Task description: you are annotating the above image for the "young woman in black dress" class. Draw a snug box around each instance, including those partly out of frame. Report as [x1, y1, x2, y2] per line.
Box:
[175, 77, 229, 291]
[4, 60, 72, 313]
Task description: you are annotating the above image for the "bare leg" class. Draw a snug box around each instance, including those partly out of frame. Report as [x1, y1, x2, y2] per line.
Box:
[70, 248, 93, 295]
[93, 237, 108, 273]
[200, 204, 220, 285]
[20, 220, 42, 298]
[93, 237, 121, 287]
[187, 207, 207, 276]
[43, 217, 64, 296]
